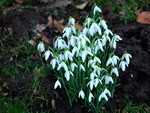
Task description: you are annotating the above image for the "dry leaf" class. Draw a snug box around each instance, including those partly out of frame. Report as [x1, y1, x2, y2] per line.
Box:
[36, 24, 47, 32]
[41, 34, 50, 43]
[34, 67, 41, 74]
[8, 27, 13, 35]
[137, 12, 150, 24]
[2, 93, 8, 97]
[16, 0, 23, 4]
[47, 15, 53, 26]
[29, 40, 36, 47]
[0, 87, 2, 92]
[58, 19, 64, 24]
[73, 15, 80, 21]
[17, 64, 24, 69]
[54, 20, 65, 33]
[75, 1, 89, 10]
[75, 22, 83, 31]
[145, 107, 150, 112]
[51, 99, 56, 112]
[50, 1, 72, 8]
[8, 57, 13, 62]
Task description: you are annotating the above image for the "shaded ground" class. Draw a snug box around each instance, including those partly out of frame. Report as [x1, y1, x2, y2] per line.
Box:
[0, 1, 150, 113]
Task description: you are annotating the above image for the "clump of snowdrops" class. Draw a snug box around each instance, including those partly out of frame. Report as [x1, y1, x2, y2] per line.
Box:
[37, 5, 132, 113]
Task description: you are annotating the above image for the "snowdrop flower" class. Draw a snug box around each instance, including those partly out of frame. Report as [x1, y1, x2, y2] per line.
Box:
[69, 36, 76, 47]
[72, 46, 79, 57]
[88, 60, 94, 67]
[78, 89, 85, 99]
[90, 72, 97, 80]
[119, 61, 128, 71]
[106, 58, 114, 66]
[89, 23, 101, 36]
[71, 26, 76, 34]
[95, 39, 104, 51]
[105, 75, 114, 84]
[94, 56, 101, 64]
[104, 88, 111, 96]
[94, 78, 102, 87]
[37, 42, 45, 52]
[99, 92, 108, 101]
[88, 92, 94, 102]
[86, 50, 93, 56]
[87, 79, 94, 90]
[114, 34, 122, 41]
[99, 20, 107, 29]
[122, 53, 132, 64]
[85, 17, 91, 27]
[54, 80, 61, 89]
[44, 50, 53, 61]
[57, 62, 68, 72]
[71, 63, 78, 72]
[79, 50, 87, 62]
[82, 27, 89, 35]
[111, 68, 119, 76]
[65, 50, 73, 61]
[62, 27, 71, 38]
[50, 58, 57, 69]
[93, 6, 102, 15]
[112, 55, 120, 65]
[55, 38, 67, 50]
[104, 29, 113, 36]
[80, 64, 85, 71]
[58, 54, 64, 62]
[110, 39, 116, 49]
[69, 17, 75, 25]
[64, 71, 74, 81]
[102, 35, 107, 46]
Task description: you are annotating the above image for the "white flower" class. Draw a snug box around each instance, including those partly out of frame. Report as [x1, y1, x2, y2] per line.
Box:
[111, 68, 119, 76]
[122, 53, 132, 64]
[106, 58, 114, 66]
[110, 39, 116, 49]
[69, 17, 75, 25]
[79, 50, 87, 62]
[94, 56, 101, 64]
[87, 79, 94, 90]
[94, 78, 102, 87]
[104, 29, 113, 36]
[80, 64, 85, 71]
[88, 60, 94, 67]
[78, 89, 85, 99]
[37, 42, 45, 52]
[57, 62, 68, 72]
[83, 27, 89, 35]
[93, 6, 102, 15]
[95, 39, 104, 51]
[62, 27, 71, 38]
[99, 20, 107, 29]
[112, 55, 120, 65]
[58, 54, 64, 62]
[54, 80, 61, 89]
[90, 72, 97, 80]
[50, 58, 57, 69]
[89, 23, 101, 36]
[114, 34, 122, 41]
[88, 93, 94, 102]
[56, 38, 67, 50]
[44, 50, 53, 61]
[105, 75, 114, 84]
[64, 71, 74, 81]
[71, 63, 78, 72]
[72, 46, 79, 57]
[104, 88, 111, 96]
[85, 17, 91, 27]
[65, 50, 73, 61]
[71, 26, 76, 34]
[99, 92, 108, 101]
[119, 61, 128, 71]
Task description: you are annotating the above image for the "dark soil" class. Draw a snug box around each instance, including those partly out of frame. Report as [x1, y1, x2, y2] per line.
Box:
[0, 1, 150, 113]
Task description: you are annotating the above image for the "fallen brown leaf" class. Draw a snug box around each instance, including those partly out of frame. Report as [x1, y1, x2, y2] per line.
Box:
[137, 12, 150, 24]
[50, 1, 72, 8]
[16, 0, 23, 4]
[47, 15, 53, 26]
[0, 87, 2, 92]
[75, 22, 83, 31]
[145, 107, 150, 113]
[8, 27, 13, 35]
[73, 14, 80, 21]
[29, 40, 36, 47]
[75, 1, 89, 10]
[36, 24, 47, 32]
[41, 34, 50, 43]
[54, 20, 65, 33]
[58, 19, 64, 24]
[2, 93, 8, 97]
[51, 99, 56, 112]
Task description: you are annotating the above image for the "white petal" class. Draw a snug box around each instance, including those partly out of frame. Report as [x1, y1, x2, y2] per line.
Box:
[54, 80, 61, 89]
[93, 6, 102, 15]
